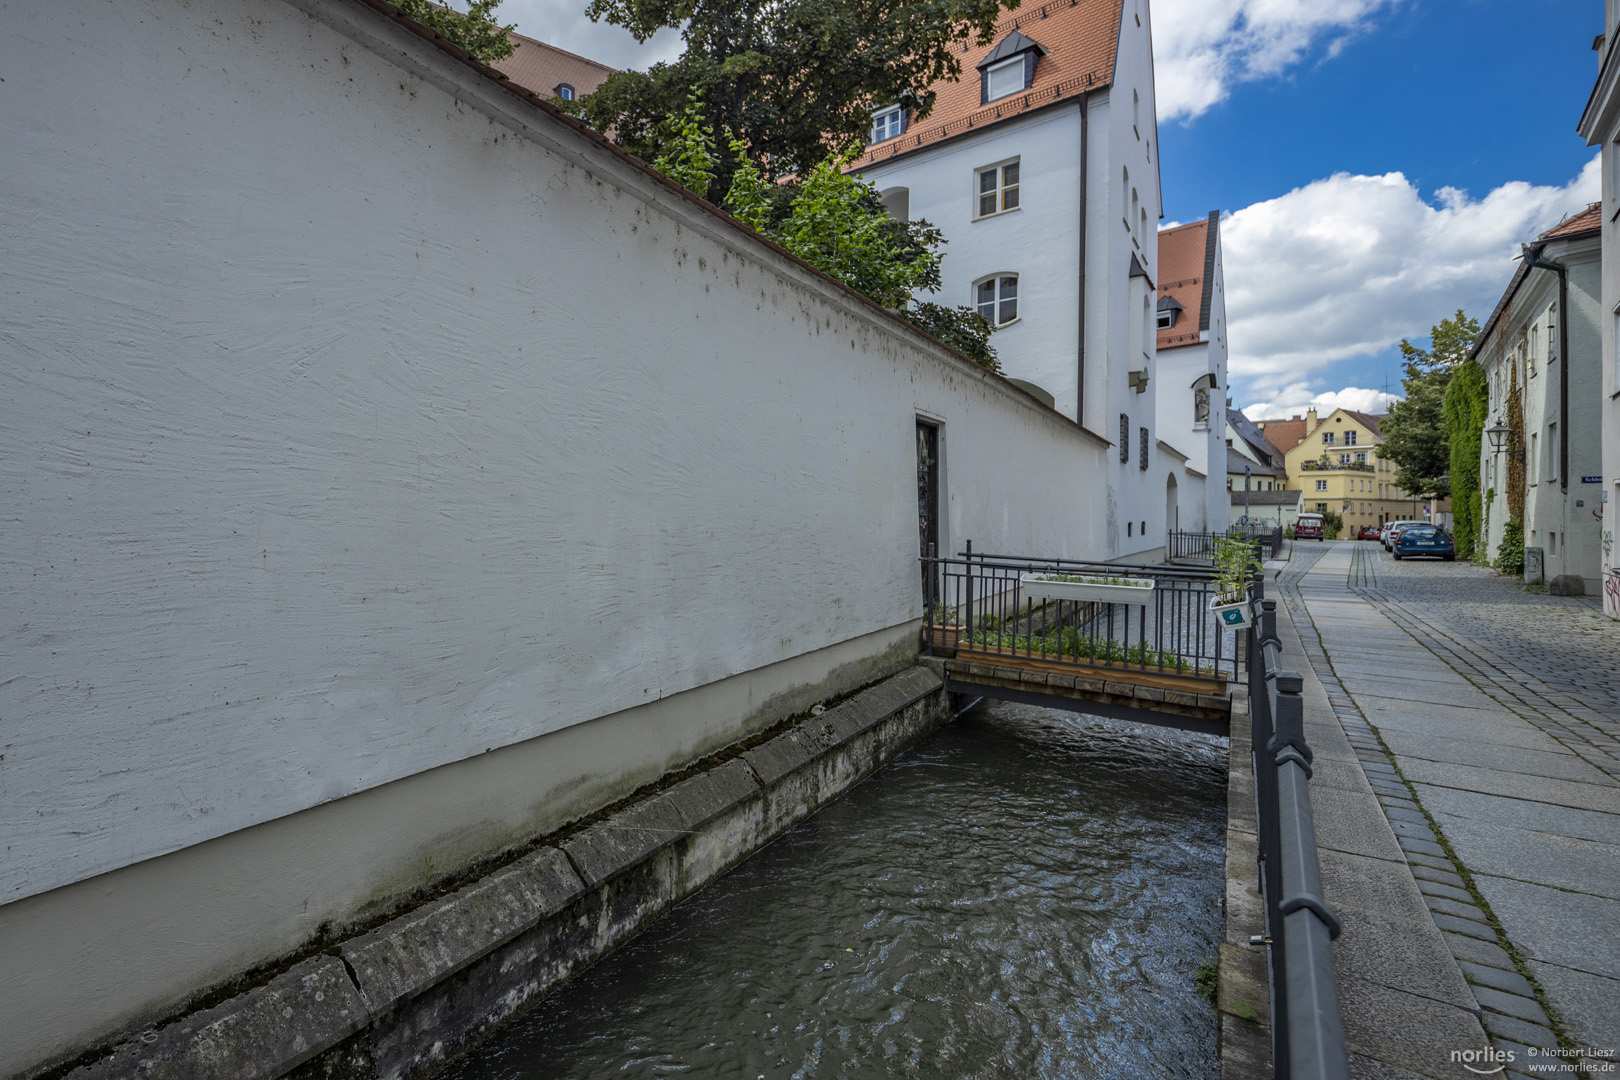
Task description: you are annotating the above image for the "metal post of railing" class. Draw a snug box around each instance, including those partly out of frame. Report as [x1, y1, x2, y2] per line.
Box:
[964, 539, 975, 649]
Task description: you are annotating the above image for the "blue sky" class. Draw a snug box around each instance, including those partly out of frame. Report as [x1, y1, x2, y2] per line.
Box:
[502, 0, 1602, 417]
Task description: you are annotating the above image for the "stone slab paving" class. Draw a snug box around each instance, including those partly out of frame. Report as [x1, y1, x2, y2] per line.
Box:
[1278, 541, 1620, 1078]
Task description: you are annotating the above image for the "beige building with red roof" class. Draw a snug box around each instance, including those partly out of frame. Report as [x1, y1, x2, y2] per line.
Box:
[855, 0, 1190, 554]
[492, 30, 614, 104]
[1256, 408, 1422, 533]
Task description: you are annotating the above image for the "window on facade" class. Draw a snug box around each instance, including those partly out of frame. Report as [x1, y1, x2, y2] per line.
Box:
[984, 56, 1027, 101]
[556, 83, 576, 101]
[1322, 432, 1334, 444]
[1156, 309, 1174, 330]
[976, 160, 1020, 217]
[1122, 168, 1130, 229]
[1547, 423, 1557, 482]
[1355, 452, 1367, 464]
[1120, 414, 1130, 463]
[1133, 90, 1141, 134]
[1316, 479, 1328, 491]
[1344, 430, 1357, 446]
[975, 275, 1018, 325]
[1529, 433, 1538, 483]
[1340, 453, 1351, 464]
[870, 106, 904, 143]
[1139, 427, 1149, 470]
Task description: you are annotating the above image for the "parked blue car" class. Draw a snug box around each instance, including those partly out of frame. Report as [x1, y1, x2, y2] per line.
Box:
[1392, 525, 1456, 561]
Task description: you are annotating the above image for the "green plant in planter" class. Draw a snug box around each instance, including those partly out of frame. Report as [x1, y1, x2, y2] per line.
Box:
[928, 602, 959, 625]
[1213, 537, 1262, 603]
[1027, 572, 1150, 588]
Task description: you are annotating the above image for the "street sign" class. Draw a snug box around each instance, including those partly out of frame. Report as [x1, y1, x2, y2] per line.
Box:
[1582, 475, 1602, 484]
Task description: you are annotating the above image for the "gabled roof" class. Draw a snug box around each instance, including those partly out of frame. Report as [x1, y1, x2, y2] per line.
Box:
[493, 30, 614, 100]
[1226, 407, 1277, 468]
[851, 0, 1124, 171]
[1254, 417, 1307, 460]
[1156, 213, 1218, 351]
[1227, 446, 1281, 477]
[1540, 202, 1602, 240]
[1341, 410, 1383, 437]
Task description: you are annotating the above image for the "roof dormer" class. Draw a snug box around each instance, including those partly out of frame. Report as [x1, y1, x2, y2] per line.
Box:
[977, 30, 1045, 105]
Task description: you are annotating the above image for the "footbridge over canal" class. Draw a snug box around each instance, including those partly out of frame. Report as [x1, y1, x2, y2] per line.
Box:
[922, 544, 1259, 736]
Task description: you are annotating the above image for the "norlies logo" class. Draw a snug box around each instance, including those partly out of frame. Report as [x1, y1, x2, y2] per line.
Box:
[1451, 1047, 1513, 1074]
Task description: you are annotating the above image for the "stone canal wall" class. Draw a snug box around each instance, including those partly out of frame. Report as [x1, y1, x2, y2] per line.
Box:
[69, 668, 953, 1079]
[0, 0, 1126, 1073]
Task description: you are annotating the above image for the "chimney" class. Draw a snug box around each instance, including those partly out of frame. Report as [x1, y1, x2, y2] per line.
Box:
[1306, 407, 1318, 429]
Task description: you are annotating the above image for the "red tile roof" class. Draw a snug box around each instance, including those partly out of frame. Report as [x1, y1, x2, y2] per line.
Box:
[1539, 201, 1602, 241]
[850, 0, 1124, 172]
[1255, 418, 1307, 460]
[1157, 216, 1210, 351]
[493, 30, 614, 101]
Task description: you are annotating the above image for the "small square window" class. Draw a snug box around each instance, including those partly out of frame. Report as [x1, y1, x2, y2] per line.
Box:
[870, 106, 903, 143]
[1316, 479, 1328, 492]
[1344, 431, 1357, 446]
[1322, 432, 1334, 444]
[1156, 310, 1173, 330]
[976, 161, 1020, 217]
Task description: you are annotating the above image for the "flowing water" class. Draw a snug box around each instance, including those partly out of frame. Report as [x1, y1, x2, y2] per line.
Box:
[441, 699, 1229, 1080]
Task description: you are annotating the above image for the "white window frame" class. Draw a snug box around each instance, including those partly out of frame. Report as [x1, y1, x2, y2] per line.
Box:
[1156, 308, 1174, 330]
[984, 56, 1026, 102]
[1316, 479, 1328, 492]
[974, 273, 1020, 327]
[870, 105, 904, 143]
[974, 158, 1021, 219]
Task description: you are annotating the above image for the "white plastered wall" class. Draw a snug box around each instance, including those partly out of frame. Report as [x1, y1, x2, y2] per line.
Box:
[0, 0, 1113, 1071]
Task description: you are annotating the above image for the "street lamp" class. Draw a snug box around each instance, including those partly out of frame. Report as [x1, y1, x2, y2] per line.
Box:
[1484, 421, 1511, 453]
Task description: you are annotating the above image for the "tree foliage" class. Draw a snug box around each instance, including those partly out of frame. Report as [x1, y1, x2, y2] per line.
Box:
[1379, 310, 1480, 500]
[577, 0, 1018, 203]
[1441, 360, 1487, 560]
[394, 0, 516, 63]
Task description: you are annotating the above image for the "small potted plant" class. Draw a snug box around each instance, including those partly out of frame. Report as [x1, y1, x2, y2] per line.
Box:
[1209, 536, 1261, 629]
[1020, 570, 1156, 605]
[926, 602, 964, 650]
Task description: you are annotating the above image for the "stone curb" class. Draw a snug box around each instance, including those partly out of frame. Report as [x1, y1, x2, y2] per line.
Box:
[67, 665, 951, 1080]
[78, 957, 369, 1079]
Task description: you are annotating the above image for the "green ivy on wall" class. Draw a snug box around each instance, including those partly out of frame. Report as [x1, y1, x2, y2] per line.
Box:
[1442, 360, 1487, 559]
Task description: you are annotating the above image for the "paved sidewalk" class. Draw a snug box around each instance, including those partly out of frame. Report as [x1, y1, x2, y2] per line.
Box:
[1279, 542, 1620, 1078]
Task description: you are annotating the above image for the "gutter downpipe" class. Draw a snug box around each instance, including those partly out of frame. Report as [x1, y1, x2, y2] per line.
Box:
[1522, 244, 1569, 493]
[1077, 94, 1088, 426]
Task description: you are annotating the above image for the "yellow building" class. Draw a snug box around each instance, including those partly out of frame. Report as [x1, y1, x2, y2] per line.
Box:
[1255, 408, 1422, 532]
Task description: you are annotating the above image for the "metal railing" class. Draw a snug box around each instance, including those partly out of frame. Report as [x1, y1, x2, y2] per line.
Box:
[1168, 525, 1284, 563]
[921, 541, 1255, 685]
[1247, 598, 1350, 1079]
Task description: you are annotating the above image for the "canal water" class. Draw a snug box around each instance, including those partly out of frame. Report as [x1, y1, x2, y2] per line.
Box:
[441, 700, 1228, 1080]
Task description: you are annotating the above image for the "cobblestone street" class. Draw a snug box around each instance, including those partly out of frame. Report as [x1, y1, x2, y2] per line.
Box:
[1273, 540, 1620, 1076]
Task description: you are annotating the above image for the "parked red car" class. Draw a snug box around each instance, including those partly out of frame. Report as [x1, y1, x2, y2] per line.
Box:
[1357, 525, 1382, 540]
[1295, 513, 1325, 540]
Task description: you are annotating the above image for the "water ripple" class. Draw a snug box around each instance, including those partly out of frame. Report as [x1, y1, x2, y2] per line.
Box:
[442, 701, 1228, 1080]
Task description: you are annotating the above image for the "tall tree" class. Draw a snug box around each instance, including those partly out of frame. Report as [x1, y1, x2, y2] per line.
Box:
[577, 0, 1018, 203]
[1379, 310, 1480, 500]
[395, 0, 516, 63]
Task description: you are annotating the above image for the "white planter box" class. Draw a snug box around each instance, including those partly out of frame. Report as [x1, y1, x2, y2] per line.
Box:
[1209, 596, 1252, 629]
[1019, 573, 1155, 605]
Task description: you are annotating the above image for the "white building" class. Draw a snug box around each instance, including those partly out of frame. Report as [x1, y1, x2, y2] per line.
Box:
[1154, 213, 1229, 532]
[0, 0, 1119, 1072]
[1472, 205, 1605, 594]
[1578, 16, 1620, 616]
[853, 0, 1179, 559]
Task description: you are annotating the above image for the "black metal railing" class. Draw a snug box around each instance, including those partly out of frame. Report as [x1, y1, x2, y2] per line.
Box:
[1247, 598, 1350, 1079]
[1169, 525, 1285, 563]
[921, 541, 1257, 685]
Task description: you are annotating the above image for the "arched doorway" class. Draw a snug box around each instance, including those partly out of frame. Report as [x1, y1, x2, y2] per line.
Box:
[1165, 473, 1179, 539]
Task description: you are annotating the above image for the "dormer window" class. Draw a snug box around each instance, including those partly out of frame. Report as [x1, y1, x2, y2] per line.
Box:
[870, 105, 904, 143]
[1156, 295, 1182, 330]
[556, 83, 576, 101]
[977, 31, 1045, 104]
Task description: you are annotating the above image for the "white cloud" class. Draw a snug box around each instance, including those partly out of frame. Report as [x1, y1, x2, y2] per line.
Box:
[497, 0, 683, 70]
[1153, 0, 1400, 121]
[1242, 386, 1401, 422]
[1223, 155, 1600, 404]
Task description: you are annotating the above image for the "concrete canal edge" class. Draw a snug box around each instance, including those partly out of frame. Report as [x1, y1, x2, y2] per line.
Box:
[69, 665, 953, 1080]
[1218, 682, 1274, 1077]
